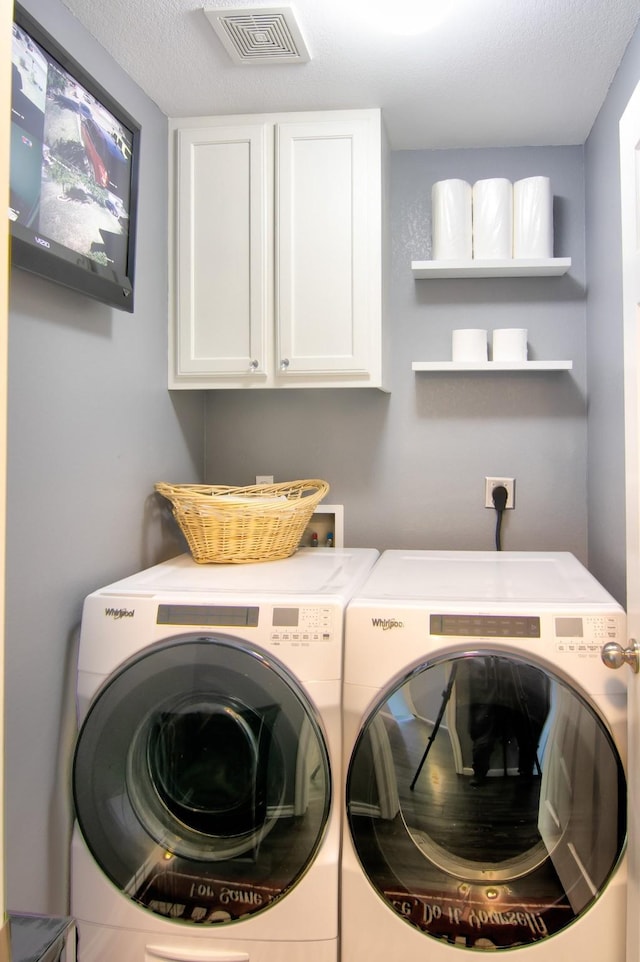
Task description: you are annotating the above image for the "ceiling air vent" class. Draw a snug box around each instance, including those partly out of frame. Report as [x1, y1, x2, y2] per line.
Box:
[204, 6, 311, 65]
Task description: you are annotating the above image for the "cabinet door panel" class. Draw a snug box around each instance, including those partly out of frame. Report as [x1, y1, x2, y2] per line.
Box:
[174, 125, 271, 379]
[276, 118, 378, 377]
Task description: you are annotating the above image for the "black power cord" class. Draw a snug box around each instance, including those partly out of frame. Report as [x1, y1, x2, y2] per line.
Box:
[492, 485, 508, 550]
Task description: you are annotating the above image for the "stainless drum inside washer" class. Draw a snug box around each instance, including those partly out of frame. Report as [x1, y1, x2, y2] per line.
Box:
[73, 633, 332, 924]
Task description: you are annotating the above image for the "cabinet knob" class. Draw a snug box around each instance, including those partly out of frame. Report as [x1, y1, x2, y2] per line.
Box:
[249, 359, 259, 371]
[601, 639, 640, 673]
[280, 358, 290, 370]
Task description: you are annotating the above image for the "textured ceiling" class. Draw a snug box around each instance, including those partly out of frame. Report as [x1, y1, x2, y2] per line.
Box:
[59, 0, 640, 149]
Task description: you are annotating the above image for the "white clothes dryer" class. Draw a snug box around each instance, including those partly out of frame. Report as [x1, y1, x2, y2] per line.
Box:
[71, 547, 379, 962]
[342, 550, 628, 960]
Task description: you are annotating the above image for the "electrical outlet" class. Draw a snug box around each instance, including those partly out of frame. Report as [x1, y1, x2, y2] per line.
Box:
[485, 477, 515, 509]
[255, 475, 274, 485]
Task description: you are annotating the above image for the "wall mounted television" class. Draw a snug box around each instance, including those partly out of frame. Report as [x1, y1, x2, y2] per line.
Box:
[9, 3, 140, 312]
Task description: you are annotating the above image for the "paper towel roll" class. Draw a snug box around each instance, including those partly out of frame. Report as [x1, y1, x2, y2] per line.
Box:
[452, 329, 488, 363]
[492, 328, 528, 362]
[472, 178, 513, 259]
[513, 176, 554, 259]
[432, 179, 472, 260]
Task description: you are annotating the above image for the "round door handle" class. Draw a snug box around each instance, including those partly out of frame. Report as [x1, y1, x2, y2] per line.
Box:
[280, 358, 290, 370]
[249, 359, 259, 370]
[601, 639, 640, 673]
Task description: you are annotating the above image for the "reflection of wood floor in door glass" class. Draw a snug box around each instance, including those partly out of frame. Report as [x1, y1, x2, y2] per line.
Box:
[380, 713, 569, 903]
[394, 715, 541, 859]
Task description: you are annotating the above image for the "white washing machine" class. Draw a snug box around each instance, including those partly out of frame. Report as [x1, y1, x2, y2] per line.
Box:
[342, 550, 628, 959]
[70, 547, 379, 962]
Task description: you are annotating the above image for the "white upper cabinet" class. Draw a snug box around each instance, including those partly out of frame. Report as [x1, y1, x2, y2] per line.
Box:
[169, 109, 388, 390]
[172, 122, 271, 382]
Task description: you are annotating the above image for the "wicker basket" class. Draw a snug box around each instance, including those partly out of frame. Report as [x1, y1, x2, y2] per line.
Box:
[155, 479, 330, 564]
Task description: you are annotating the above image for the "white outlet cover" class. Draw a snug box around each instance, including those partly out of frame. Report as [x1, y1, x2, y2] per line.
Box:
[485, 477, 515, 508]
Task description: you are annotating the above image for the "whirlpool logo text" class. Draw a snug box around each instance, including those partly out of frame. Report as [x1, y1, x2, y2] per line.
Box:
[371, 617, 404, 631]
[104, 607, 135, 620]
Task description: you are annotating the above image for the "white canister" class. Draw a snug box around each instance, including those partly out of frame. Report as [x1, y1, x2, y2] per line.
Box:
[432, 179, 473, 260]
[492, 328, 528, 362]
[472, 178, 513, 259]
[513, 177, 553, 259]
[452, 329, 488, 363]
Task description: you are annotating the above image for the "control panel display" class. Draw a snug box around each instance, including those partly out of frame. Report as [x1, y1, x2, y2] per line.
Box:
[157, 605, 259, 627]
[555, 617, 583, 637]
[273, 607, 299, 627]
[430, 614, 541, 638]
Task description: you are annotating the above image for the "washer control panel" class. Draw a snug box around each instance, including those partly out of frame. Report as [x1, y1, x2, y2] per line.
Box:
[156, 602, 335, 645]
[270, 606, 333, 645]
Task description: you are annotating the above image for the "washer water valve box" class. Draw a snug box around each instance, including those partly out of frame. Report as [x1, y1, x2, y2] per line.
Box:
[302, 504, 344, 548]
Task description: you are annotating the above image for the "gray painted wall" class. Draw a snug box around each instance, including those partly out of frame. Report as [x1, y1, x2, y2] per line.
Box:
[585, 25, 640, 606]
[5, 0, 640, 923]
[204, 146, 588, 562]
[6, 0, 204, 914]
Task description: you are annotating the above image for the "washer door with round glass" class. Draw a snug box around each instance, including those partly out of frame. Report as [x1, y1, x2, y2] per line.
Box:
[73, 634, 331, 925]
[346, 651, 626, 951]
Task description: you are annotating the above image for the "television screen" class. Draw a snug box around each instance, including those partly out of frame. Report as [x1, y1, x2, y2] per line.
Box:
[9, 4, 140, 312]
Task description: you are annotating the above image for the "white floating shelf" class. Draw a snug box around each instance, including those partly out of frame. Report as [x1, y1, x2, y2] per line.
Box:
[411, 258, 571, 278]
[412, 360, 573, 372]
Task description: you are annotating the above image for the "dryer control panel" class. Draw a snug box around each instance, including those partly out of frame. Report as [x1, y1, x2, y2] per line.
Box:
[426, 609, 627, 693]
[553, 613, 622, 656]
[429, 611, 622, 656]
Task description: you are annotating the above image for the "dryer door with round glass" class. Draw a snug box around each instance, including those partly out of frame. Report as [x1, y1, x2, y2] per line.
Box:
[73, 634, 331, 925]
[346, 651, 626, 951]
